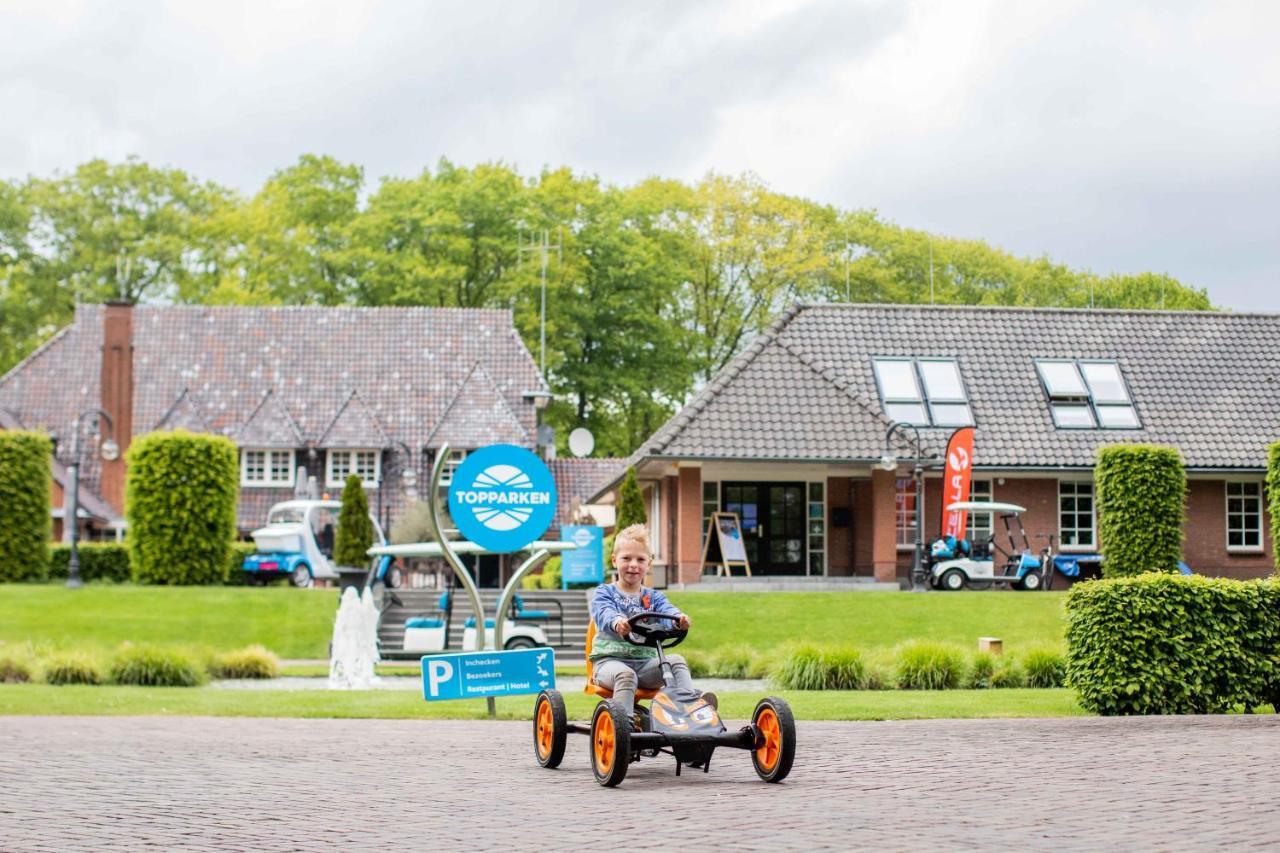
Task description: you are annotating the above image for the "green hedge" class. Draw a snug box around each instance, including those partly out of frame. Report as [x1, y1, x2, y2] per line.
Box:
[49, 543, 132, 583]
[333, 474, 374, 567]
[0, 430, 52, 582]
[1095, 444, 1185, 577]
[1065, 574, 1280, 715]
[126, 431, 239, 584]
[1268, 441, 1280, 574]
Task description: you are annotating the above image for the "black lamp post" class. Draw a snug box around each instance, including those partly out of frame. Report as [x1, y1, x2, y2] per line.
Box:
[65, 408, 119, 589]
[881, 421, 926, 592]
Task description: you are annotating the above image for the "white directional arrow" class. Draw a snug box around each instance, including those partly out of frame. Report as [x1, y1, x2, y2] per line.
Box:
[539, 680, 549, 688]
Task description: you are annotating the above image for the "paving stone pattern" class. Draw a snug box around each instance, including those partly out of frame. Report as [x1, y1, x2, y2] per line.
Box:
[1, 714, 1277, 850]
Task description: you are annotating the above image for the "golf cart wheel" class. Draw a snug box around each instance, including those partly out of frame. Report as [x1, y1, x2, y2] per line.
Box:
[504, 637, 537, 650]
[290, 565, 313, 588]
[1019, 569, 1043, 591]
[940, 569, 965, 591]
[384, 564, 404, 589]
[533, 690, 567, 769]
[752, 697, 796, 783]
[590, 700, 631, 787]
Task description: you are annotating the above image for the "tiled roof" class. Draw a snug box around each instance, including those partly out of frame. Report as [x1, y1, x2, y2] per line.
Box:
[424, 362, 530, 449]
[154, 388, 214, 433]
[235, 391, 305, 448]
[318, 390, 390, 448]
[636, 303, 1280, 470]
[548, 457, 628, 533]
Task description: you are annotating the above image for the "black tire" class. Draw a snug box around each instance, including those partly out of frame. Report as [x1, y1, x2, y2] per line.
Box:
[752, 696, 796, 783]
[590, 700, 631, 787]
[940, 569, 966, 591]
[290, 565, 312, 588]
[384, 564, 404, 589]
[533, 690, 567, 769]
[1019, 569, 1043, 591]
[504, 636, 537, 650]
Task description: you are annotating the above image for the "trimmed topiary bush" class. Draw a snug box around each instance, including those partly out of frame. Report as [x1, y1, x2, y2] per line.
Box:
[0, 430, 53, 582]
[1095, 444, 1186, 577]
[43, 652, 105, 685]
[1023, 648, 1067, 688]
[209, 645, 281, 679]
[894, 641, 966, 690]
[110, 645, 207, 687]
[48, 543, 132, 583]
[616, 467, 647, 529]
[771, 644, 867, 690]
[126, 431, 239, 584]
[1066, 574, 1280, 715]
[1268, 441, 1280, 575]
[333, 474, 375, 567]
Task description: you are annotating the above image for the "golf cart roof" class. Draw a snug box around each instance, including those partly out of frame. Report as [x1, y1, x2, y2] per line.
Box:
[269, 500, 342, 513]
[946, 501, 1027, 514]
[367, 540, 579, 558]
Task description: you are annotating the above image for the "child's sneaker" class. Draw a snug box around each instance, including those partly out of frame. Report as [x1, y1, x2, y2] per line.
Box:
[700, 691, 719, 710]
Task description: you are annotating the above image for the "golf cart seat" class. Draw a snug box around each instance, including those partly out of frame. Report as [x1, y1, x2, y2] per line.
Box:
[583, 621, 659, 701]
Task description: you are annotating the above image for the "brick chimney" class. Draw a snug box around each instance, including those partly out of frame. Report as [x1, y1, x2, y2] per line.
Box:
[100, 301, 134, 514]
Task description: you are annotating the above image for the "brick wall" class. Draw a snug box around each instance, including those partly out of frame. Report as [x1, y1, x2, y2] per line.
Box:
[852, 479, 873, 575]
[827, 476, 853, 576]
[1185, 479, 1273, 580]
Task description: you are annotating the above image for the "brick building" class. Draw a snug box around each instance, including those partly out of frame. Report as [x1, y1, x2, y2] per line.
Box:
[0, 302, 552, 541]
[593, 303, 1279, 586]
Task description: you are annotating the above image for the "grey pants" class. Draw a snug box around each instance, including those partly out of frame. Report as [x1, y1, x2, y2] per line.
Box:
[593, 655, 693, 710]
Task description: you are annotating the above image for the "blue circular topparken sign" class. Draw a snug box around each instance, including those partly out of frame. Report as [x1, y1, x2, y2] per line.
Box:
[447, 444, 557, 553]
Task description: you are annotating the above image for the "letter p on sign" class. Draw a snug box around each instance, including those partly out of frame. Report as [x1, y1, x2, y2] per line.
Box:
[426, 659, 454, 697]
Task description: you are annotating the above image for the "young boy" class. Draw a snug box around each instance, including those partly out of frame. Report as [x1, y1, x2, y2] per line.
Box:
[589, 523, 714, 718]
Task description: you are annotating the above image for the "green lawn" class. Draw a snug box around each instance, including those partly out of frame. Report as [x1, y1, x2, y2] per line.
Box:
[0, 684, 1083, 721]
[1, 585, 1068, 660]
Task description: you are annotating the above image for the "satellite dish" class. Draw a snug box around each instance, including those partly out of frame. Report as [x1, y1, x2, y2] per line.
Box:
[568, 427, 595, 458]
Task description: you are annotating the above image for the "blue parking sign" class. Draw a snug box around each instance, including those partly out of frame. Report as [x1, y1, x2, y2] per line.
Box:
[421, 648, 556, 702]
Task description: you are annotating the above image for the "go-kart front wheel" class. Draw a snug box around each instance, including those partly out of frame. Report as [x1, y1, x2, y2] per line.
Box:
[590, 700, 631, 787]
[752, 697, 796, 783]
[533, 690, 567, 769]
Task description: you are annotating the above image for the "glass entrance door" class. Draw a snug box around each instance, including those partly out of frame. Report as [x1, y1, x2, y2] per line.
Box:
[722, 482, 807, 575]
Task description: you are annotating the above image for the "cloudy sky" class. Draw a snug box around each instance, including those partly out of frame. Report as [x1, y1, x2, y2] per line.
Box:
[3, 0, 1277, 310]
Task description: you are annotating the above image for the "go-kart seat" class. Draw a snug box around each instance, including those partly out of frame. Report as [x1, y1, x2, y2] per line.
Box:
[583, 621, 659, 701]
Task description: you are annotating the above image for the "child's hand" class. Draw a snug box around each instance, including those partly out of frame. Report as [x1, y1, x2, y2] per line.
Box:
[676, 614, 691, 630]
[613, 617, 631, 636]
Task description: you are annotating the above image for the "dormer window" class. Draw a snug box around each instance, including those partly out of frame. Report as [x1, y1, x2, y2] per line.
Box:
[872, 357, 972, 427]
[1035, 359, 1139, 429]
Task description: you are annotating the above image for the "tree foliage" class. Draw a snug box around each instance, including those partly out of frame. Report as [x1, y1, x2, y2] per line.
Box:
[0, 430, 52, 582]
[616, 468, 647, 530]
[126, 431, 239, 584]
[1, 156, 1215, 456]
[333, 473, 375, 567]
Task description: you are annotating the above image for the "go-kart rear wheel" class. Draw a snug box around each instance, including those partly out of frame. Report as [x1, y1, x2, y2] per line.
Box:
[752, 697, 796, 783]
[533, 690, 567, 769]
[590, 700, 631, 787]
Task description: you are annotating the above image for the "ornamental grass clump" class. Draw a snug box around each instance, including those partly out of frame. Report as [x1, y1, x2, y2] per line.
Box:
[991, 659, 1026, 689]
[966, 651, 997, 689]
[110, 645, 207, 687]
[0, 650, 35, 683]
[1023, 648, 1066, 688]
[771, 644, 867, 690]
[894, 641, 966, 690]
[43, 652, 105, 685]
[209, 645, 281, 680]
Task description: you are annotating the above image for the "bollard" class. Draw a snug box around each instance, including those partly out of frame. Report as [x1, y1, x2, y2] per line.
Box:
[978, 637, 1003, 656]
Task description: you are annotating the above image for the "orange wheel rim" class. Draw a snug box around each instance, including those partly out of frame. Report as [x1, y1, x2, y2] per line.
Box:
[756, 707, 781, 771]
[536, 700, 553, 758]
[593, 712, 615, 774]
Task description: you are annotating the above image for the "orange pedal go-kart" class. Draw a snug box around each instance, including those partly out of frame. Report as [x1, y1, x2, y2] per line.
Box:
[532, 610, 796, 787]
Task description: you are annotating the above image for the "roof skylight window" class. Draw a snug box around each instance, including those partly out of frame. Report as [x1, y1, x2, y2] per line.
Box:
[872, 357, 972, 427]
[1035, 359, 1139, 430]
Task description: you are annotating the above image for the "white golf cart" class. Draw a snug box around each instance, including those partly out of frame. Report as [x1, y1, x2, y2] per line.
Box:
[928, 501, 1054, 592]
[243, 499, 388, 588]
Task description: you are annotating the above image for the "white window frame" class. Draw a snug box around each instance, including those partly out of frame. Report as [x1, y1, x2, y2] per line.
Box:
[435, 448, 467, 488]
[326, 448, 381, 487]
[873, 356, 973, 427]
[895, 477, 918, 551]
[240, 448, 296, 488]
[807, 481, 826, 576]
[1225, 480, 1264, 553]
[1036, 358, 1140, 431]
[1058, 479, 1096, 551]
[967, 478, 994, 546]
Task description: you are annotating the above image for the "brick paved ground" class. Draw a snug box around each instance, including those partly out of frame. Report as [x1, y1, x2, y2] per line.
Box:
[1, 714, 1276, 850]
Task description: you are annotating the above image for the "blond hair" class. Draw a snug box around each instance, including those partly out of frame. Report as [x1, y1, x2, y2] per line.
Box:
[613, 523, 652, 558]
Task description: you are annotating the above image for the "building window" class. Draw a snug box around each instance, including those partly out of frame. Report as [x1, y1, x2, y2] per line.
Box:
[702, 481, 719, 542]
[1059, 480, 1095, 549]
[1035, 359, 1140, 430]
[872, 357, 973, 427]
[327, 449, 380, 487]
[436, 449, 467, 487]
[240, 449, 295, 488]
[808, 482, 825, 575]
[1226, 481, 1263, 551]
[895, 477, 918, 549]
[967, 478, 993, 547]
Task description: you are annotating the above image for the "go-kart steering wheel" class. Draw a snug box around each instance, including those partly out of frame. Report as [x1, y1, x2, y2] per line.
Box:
[622, 610, 688, 650]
